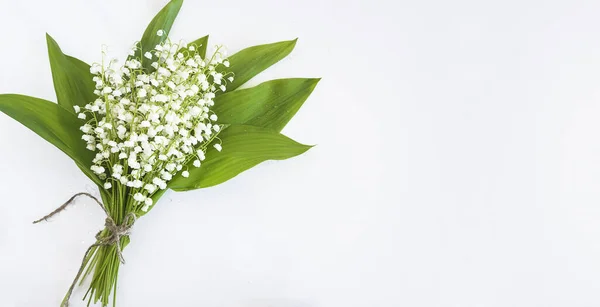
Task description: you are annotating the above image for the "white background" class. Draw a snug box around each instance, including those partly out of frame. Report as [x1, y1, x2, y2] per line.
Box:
[1, 0, 600, 306]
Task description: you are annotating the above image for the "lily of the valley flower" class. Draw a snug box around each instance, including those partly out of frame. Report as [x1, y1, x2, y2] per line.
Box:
[75, 31, 233, 212]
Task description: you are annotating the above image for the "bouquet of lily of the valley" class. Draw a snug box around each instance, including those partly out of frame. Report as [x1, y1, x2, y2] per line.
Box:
[0, 0, 318, 306]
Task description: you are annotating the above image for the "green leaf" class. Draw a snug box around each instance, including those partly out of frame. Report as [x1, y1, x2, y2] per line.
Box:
[222, 39, 297, 93]
[188, 35, 209, 59]
[214, 78, 319, 132]
[135, 0, 183, 70]
[0, 94, 100, 185]
[46, 34, 96, 114]
[169, 125, 311, 190]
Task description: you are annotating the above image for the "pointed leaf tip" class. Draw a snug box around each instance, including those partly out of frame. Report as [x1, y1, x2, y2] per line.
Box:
[169, 125, 311, 190]
[135, 0, 184, 70]
[188, 35, 209, 58]
[214, 78, 320, 132]
[0, 94, 99, 185]
[46, 35, 96, 114]
[220, 39, 298, 92]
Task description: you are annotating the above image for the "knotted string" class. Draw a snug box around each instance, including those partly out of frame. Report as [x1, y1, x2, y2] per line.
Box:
[33, 192, 136, 307]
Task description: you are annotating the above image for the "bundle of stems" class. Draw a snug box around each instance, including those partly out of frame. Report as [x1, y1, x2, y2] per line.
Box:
[70, 188, 164, 306]
[80, 237, 127, 307]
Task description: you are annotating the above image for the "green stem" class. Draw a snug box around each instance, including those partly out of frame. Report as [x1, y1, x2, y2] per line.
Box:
[76, 235, 130, 307]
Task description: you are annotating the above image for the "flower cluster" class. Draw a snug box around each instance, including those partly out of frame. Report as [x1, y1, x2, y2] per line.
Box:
[75, 31, 233, 211]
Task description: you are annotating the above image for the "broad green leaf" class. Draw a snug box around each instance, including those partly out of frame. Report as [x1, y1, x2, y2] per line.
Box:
[214, 78, 319, 132]
[169, 125, 311, 190]
[0, 94, 100, 185]
[45, 35, 102, 187]
[188, 35, 209, 59]
[222, 39, 297, 93]
[46, 34, 96, 113]
[135, 0, 183, 70]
